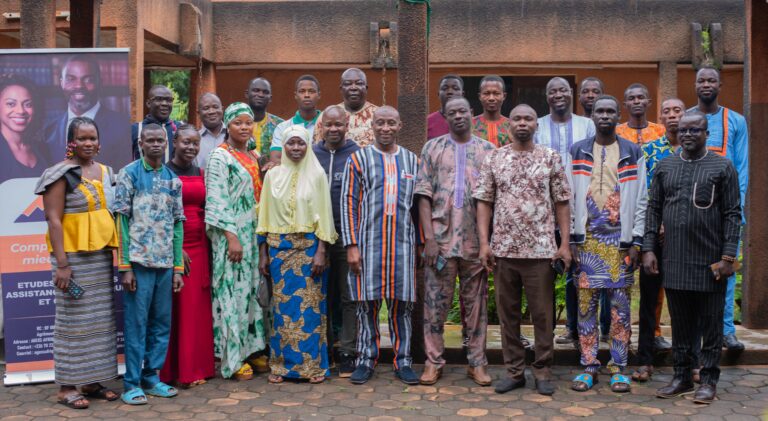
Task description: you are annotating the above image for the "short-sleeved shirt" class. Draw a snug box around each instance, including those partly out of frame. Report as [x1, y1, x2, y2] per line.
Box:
[113, 158, 185, 269]
[251, 112, 284, 158]
[414, 135, 496, 259]
[312, 102, 379, 147]
[615, 121, 666, 145]
[270, 111, 320, 151]
[473, 144, 572, 259]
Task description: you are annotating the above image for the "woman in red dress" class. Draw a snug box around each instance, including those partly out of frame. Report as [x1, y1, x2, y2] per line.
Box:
[161, 124, 215, 387]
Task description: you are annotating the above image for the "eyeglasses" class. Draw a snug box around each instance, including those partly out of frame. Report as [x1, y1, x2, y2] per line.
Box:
[678, 128, 704, 136]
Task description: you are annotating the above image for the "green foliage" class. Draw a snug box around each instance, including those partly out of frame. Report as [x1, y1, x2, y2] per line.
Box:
[150, 70, 191, 122]
[701, 29, 712, 55]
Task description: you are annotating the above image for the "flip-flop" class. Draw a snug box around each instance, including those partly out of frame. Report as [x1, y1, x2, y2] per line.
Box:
[121, 388, 147, 405]
[268, 374, 284, 384]
[571, 373, 597, 392]
[82, 384, 119, 401]
[144, 382, 178, 398]
[58, 393, 89, 409]
[610, 373, 632, 393]
[309, 376, 325, 384]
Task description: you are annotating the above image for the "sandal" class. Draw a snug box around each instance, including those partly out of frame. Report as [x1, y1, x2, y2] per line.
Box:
[268, 374, 284, 384]
[81, 384, 119, 401]
[309, 376, 325, 384]
[248, 355, 270, 373]
[181, 379, 207, 389]
[571, 372, 597, 392]
[631, 365, 653, 383]
[58, 392, 89, 409]
[121, 388, 147, 405]
[234, 363, 254, 381]
[610, 373, 631, 393]
[144, 381, 178, 398]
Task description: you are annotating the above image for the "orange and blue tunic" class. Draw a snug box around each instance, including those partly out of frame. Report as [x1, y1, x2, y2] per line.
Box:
[341, 145, 420, 302]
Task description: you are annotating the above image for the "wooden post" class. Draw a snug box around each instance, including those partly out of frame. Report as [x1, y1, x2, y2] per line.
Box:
[743, 0, 768, 328]
[20, 0, 56, 49]
[70, 0, 100, 48]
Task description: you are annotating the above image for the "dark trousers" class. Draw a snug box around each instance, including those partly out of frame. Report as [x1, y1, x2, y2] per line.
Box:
[495, 258, 555, 381]
[637, 260, 664, 365]
[565, 279, 610, 336]
[666, 288, 725, 386]
[326, 240, 357, 356]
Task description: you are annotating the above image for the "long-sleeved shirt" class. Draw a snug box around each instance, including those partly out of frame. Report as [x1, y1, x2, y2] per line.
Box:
[690, 106, 749, 221]
[114, 158, 185, 273]
[341, 145, 419, 302]
[313, 139, 361, 234]
[643, 151, 741, 292]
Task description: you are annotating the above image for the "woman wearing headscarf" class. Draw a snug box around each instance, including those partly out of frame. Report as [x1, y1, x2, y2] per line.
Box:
[35, 117, 119, 409]
[257, 126, 338, 384]
[205, 103, 266, 380]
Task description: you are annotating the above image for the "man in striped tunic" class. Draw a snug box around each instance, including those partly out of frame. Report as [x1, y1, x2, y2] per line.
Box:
[643, 111, 741, 405]
[341, 106, 420, 385]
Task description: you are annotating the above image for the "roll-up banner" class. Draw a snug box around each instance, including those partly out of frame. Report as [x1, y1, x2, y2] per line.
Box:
[0, 48, 131, 385]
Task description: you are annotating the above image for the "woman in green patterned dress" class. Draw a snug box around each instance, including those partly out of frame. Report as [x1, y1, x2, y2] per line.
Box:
[205, 103, 266, 380]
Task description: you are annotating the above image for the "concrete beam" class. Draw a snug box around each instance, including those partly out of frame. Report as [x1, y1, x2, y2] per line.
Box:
[657, 61, 678, 105]
[114, 0, 144, 122]
[19, 0, 56, 49]
[743, 0, 768, 328]
[69, 0, 100, 48]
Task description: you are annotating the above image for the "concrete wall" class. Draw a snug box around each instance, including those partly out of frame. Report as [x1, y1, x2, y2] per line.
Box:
[212, 0, 745, 65]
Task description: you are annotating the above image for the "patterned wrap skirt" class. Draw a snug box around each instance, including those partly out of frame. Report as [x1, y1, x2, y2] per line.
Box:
[267, 232, 329, 379]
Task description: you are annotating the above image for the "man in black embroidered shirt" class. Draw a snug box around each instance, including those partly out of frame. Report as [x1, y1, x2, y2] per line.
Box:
[642, 111, 741, 405]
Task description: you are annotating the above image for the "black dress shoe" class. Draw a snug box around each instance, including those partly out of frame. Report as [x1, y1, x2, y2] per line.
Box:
[494, 377, 526, 394]
[535, 379, 555, 396]
[693, 384, 717, 404]
[656, 378, 694, 398]
[723, 334, 745, 351]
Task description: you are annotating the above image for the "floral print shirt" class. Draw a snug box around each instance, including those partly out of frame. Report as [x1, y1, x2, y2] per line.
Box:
[473, 144, 572, 259]
[414, 135, 496, 260]
[114, 159, 185, 271]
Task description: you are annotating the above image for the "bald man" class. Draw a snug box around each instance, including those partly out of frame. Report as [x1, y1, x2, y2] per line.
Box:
[313, 105, 360, 378]
[341, 106, 420, 385]
[475, 104, 572, 396]
[196, 92, 224, 168]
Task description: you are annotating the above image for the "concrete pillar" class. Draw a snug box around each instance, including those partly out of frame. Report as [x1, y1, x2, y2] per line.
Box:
[657, 61, 678, 105]
[19, 0, 56, 49]
[743, 0, 768, 328]
[189, 62, 217, 127]
[397, 0, 428, 363]
[69, 0, 100, 48]
[115, 0, 144, 122]
[396, 0, 428, 153]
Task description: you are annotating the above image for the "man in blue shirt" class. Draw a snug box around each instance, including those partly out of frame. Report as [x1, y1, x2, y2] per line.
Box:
[690, 67, 748, 352]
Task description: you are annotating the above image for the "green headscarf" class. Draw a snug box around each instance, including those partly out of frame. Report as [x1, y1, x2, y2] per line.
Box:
[224, 102, 257, 150]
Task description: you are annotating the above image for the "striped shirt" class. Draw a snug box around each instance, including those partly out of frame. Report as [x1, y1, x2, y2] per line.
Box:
[341, 145, 419, 302]
[643, 151, 741, 292]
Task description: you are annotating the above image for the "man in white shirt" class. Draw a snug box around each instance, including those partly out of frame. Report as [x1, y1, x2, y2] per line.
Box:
[269, 75, 322, 164]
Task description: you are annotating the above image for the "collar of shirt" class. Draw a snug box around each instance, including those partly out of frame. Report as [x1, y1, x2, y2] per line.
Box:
[68, 101, 101, 125]
[680, 149, 709, 162]
[292, 110, 320, 126]
[141, 157, 164, 172]
[199, 124, 225, 139]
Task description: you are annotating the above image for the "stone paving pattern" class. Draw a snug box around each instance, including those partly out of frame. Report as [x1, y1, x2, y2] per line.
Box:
[1, 365, 767, 420]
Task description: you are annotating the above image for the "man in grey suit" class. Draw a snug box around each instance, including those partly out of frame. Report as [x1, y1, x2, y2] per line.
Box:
[45, 55, 130, 168]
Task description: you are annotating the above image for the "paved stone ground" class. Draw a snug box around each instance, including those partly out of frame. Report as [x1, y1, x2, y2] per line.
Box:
[1, 365, 767, 420]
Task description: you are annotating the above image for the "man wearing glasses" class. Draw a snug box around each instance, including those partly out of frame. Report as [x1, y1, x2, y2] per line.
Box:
[131, 85, 183, 161]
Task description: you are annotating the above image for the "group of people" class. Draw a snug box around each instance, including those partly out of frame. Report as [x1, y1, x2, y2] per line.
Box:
[32, 64, 747, 409]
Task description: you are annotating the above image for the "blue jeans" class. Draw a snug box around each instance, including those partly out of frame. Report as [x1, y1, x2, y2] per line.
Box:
[122, 264, 173, 390]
